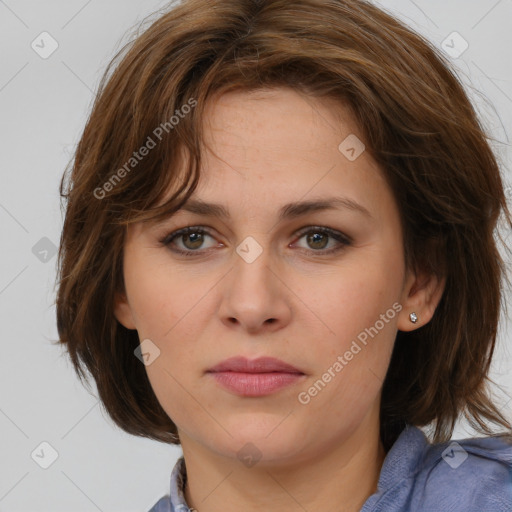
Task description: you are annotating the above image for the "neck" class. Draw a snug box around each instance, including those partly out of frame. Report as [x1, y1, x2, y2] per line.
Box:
[181, 416, 386, 512]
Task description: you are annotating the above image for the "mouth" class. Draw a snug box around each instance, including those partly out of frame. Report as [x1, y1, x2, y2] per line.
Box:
[206, 356, 305, 397]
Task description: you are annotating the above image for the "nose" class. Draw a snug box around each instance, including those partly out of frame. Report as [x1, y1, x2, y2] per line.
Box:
[217, 241, 292, 334]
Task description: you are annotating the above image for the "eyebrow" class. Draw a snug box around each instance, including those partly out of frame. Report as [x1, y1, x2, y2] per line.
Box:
[177, 196, 374, 221]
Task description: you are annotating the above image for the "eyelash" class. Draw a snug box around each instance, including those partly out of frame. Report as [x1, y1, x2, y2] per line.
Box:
[158, 225, 352, 257]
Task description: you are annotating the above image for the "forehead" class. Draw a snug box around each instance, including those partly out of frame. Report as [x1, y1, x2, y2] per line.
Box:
[202, 87, 358, 150]
[194, 87, 388, 209]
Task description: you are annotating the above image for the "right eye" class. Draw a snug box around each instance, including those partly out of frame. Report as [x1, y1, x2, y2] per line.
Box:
[159, 226, 221, 256]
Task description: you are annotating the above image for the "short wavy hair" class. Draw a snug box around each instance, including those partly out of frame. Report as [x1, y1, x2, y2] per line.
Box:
[55, 0, 512, 449]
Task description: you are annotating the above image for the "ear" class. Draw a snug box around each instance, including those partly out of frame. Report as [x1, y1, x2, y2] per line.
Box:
[397, 267, 446, 332]
[113, 291, 137, 330]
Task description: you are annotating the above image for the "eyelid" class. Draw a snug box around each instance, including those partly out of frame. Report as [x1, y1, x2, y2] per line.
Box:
[293, 225, 352, 244]
[158, 225, 218, 247]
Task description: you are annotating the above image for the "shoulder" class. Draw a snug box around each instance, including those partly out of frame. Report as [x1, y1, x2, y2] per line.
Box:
[413, 430, 512, 511]
[364, 425, 512, 512]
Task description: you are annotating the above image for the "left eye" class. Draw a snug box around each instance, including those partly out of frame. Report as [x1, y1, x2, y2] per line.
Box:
[160, 225, 351, 256]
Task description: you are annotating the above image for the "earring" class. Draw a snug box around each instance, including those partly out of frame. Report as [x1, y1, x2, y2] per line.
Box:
[409, 312, 418, 324]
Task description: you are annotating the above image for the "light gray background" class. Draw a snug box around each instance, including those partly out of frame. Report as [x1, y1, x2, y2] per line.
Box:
[1, 1, 511, 511]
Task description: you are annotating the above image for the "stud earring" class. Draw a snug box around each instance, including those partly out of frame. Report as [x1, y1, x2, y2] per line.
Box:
[409, 312, 418, 324]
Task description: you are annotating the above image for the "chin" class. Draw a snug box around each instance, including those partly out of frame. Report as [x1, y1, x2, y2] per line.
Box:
[210, 425, 306, 464]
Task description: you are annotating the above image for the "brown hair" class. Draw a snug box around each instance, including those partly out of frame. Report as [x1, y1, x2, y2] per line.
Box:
[55, 0, 512, 449]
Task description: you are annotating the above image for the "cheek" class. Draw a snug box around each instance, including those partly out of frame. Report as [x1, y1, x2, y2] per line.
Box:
[125, 256, 209, 338]
[301, 255, 401, 400]
[300, 296, 398, 425]
[123, 259, 211, 404]
[311, 259, 401, 345]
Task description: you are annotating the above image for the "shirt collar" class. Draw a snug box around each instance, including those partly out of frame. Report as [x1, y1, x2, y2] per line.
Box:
[375, 424, 429, 489]
[169, 455, 191, 511]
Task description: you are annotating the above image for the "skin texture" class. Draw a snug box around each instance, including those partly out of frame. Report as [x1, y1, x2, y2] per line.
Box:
[114, 88, 445, 512]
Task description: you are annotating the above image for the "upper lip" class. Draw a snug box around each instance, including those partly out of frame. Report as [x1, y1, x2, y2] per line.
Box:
[207, 356, 304, 374]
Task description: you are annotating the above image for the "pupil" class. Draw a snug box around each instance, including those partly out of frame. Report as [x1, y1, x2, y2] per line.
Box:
[308, 232, 327, 249]
[185, 233, 203, 249]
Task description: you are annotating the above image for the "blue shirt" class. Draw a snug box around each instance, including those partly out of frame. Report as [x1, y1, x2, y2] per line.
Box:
[148, 424, 512, 511]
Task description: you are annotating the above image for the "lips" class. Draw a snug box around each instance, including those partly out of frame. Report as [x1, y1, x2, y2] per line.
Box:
[207, 356, 304, 374]
[207, 356, 305, 397]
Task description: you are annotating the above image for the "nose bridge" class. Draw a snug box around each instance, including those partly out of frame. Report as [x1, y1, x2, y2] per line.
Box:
[235, 233, 267, 265]
[232, 233, 274, 288]
[218, 232, 288, 329]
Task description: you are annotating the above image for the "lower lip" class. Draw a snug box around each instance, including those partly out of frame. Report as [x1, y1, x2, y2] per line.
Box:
[208, 371, 305, 396]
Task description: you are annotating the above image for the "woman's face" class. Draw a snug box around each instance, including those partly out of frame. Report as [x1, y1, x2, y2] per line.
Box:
[114, 87, 424, 464]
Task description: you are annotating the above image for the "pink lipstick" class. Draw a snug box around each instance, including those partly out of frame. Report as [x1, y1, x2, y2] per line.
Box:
[207, 356, 305, 397]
